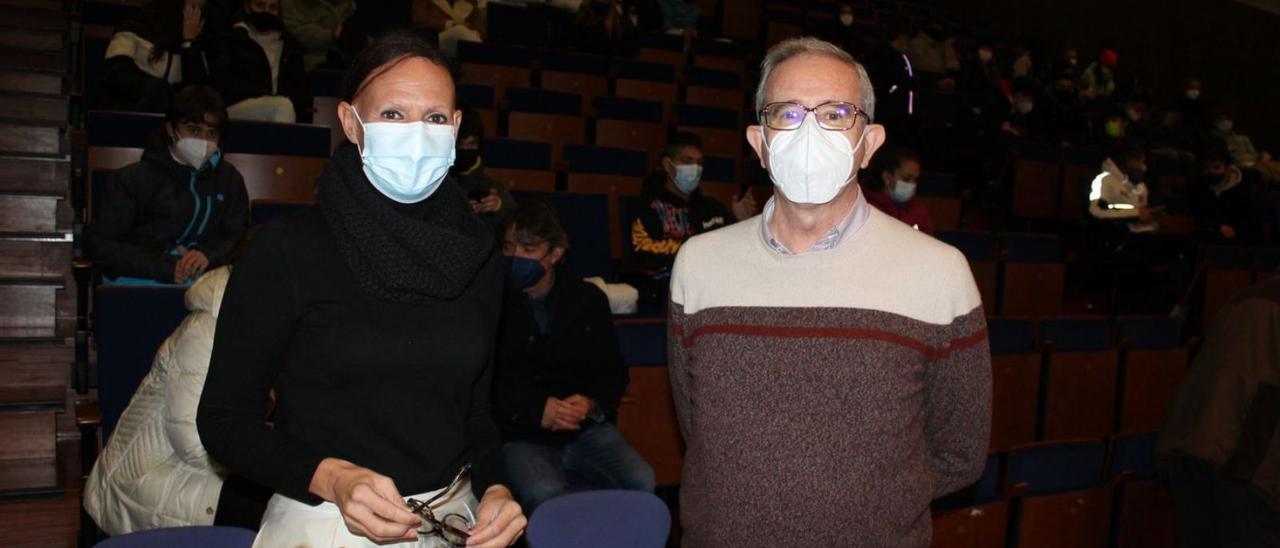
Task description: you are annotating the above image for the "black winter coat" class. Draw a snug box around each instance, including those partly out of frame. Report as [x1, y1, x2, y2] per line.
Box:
[493, 266, 629, 446]
[86, 147, 249, 281]
[209, 24, 312, 123]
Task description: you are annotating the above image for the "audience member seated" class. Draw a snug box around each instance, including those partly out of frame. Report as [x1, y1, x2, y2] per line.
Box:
[281, 0, 355, 71]
[1123, 94, 1162, 146]
[629, 132, 754, 271]
[1080, 48, 1118, 99]
[1212, 113, 1280, 183]
[493, 201, 656, 513]
[1043, 68, 1088, 145]
[907, 21, 959, 91]
[1002, 78, 1054, 142]
[211, 0, 311, 123]
[862, 28, 916, 143]
[451, 109, 515, 235]
[865, 147, 933, 235]
[102, 0, 213, 112]
[1192, 148, 1253, 243]
[1088, 141, 1156, 233]
[818, 3, 863, 58]
[84, 268, 271, 535]
[957, 39, 1006, 133]
[570, 0, 639, 57]
[656, 0, 698, 36]
[1172, 77, 1210, 143]
[86, 85, 249, 284]
[413, 0, 484, 58]
[1009, 44, 1034, 79]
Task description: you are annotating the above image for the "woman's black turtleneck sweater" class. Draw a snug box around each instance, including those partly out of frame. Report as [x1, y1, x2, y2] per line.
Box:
[197, 145, 506, 503]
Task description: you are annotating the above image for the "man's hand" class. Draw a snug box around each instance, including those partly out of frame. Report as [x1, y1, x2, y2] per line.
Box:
[471, 189, 503, 214]
[732, 191, 757, 221]
[174, 247, 209, 282]
[540, 397, 587, 432]
[563, 394, 594, 416]
[310, 458, 422, 544]
[182, 2, 204, 41]
[466, 485, 526, 547]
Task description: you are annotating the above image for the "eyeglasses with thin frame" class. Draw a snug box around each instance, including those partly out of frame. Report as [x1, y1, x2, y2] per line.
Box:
[406, 464, 474, 546]
[758, 101, 870, 131]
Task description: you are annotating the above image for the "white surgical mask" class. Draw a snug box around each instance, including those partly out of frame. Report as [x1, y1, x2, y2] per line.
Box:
[1185, 89, 1200, 100]
[761, 116, 866, 205]
[839, 13, 854, 26]
[174, 137, 217, 168]
[351, 106, 456, 204]
[978, 49, 993, 63]
[673, 164, 702, 194]
[890, 180, 917, 203]
[1015, 100, 1034, 114]
[1216, 119, 1233, 133]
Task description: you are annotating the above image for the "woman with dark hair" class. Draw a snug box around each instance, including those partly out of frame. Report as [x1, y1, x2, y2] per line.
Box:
[102, 0, 213, 112]
[197, 30, 526, 547]
[208, 0, 312, 122]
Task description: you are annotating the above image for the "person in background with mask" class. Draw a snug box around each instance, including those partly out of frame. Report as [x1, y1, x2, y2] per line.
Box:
[817, 2, 863, 58]
[1080, 47, 1118, 99]
[1212, 113, 1280, 183]
[668, 37, 990, 546]
[451, 109, 515, 236]
[101, 0, 213, 112]
[1002, 77, 1052, 142]
[628, 131, 755, 270]
[866, 147, 933, 235]
[197, 31, 526, 547]
[1192, 148, 1252, 243]
[1088, 141, 1157, 233]
[281, 0, 355, 71]
[209, 0, 312, 122]
[1172, 77, 1209, 144]
[492, 200, 655, 514]
[87, 85, 247, 284]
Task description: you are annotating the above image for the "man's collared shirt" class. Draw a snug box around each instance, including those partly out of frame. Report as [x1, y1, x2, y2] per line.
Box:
[760, 186, 871, 255]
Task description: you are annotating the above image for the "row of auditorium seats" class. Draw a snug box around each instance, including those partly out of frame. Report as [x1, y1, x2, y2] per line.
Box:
[932, 433, 1175, 548]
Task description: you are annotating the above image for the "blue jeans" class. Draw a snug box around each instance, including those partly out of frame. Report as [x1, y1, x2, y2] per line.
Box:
[503, 422, 656, 513]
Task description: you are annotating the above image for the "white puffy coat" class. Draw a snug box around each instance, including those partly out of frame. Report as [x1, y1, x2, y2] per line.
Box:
[84, 268, 232, 535]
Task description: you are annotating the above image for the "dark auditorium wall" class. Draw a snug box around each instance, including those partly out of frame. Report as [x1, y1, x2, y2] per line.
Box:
[932, 0, 1280, 148]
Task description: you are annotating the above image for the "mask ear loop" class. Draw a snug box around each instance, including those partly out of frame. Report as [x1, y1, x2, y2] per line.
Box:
[349, 105, 368, 156]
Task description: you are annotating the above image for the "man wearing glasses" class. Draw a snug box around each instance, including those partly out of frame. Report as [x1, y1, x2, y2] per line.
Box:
[667, 38, 991, 546]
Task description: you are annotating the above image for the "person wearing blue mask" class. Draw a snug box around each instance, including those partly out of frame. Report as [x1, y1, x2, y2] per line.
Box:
[628, 131, 755, 270]
[87, 84, 248, 284]
[197, 30, 526, 548]
[865, 146, 933, 235]
[492, 200, 654, 513]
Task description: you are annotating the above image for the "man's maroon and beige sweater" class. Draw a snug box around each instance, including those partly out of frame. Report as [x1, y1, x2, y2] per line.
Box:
[668, 206, 991, 547]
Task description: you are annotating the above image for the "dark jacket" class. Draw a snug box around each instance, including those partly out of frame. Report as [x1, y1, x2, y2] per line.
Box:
[101, 19, 213, 112]
[86, 147, 249, 281]
[493, 266, 629, 446]
[628, 173, 734, 270]
[209, 23, 312, 123]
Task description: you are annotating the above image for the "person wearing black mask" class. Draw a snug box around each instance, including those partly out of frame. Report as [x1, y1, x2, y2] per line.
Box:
[493, 200, 654, 514]
[208, 0, 312, 122]
[451, 109, 516, 236]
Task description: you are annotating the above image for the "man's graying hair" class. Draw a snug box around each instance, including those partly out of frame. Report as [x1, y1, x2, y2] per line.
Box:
[754, 37, 876, 122]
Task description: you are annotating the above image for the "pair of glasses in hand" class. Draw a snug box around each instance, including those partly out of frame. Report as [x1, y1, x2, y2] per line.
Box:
[406, 464, 474, 546]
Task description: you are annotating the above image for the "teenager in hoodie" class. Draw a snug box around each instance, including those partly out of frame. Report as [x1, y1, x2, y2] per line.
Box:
[87, 85, 249, 284]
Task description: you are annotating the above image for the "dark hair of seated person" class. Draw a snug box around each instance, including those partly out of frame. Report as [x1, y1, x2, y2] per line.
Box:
[662, 131, 703, 161]
[458, 107, 485, 143]
[507, 199, 569, 252]
[1110, 139, 1147, 165]
[130, 0, 190, 63]
[342, 29, 449, 103]
[145, 84, 229, 150]
[866, 146, 920, 192]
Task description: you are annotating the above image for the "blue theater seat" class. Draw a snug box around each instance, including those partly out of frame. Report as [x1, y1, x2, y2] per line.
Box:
[638, 32, 685, 51]
[505, 87, 583, 115]
[1006, 440, 1107, 495]
[985, 318, 1035, 355]
[615, 321, 667, 365]
[482, 139, 552, 171]
[614, 60, 676, 83]
[457, 41, 534, 67]
[702, 155, 735, 184]
[86, 111, 331, 158]
[1114, 316, 1182, 350]
[935, 230, 995, 262]
[1000, 232, 1061, 263]
[673, 103, 739, 129]
[93, 284, 190, 439]
[564, 145, 648, 177]
[592, 96, 664, 123]
[1109, 432, 1158, 481]
[685, 66, 741, 89]
[918, 171, 959, 197]
[310, 69, 344, 98]
[458, 84, 496, 110]
[526, 490, 670, 548]
[1039, 317, 1111, 352]
[541, 50, 609, 76]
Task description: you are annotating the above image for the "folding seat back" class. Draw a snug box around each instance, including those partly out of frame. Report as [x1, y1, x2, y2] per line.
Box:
[1115, 316, 1187, 433]
[1040, 317, 1117, 440]
[564, 145, 648, 259]
[986, 318, 1040, 450]
[592, 97, 666, 164]
[999, 233, 1064, 317]
[481, 138, 555, 193]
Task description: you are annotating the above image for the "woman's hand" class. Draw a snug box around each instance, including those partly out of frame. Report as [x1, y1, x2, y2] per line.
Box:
[466, 485, 526, 547]
[310, 458, 422, 543]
